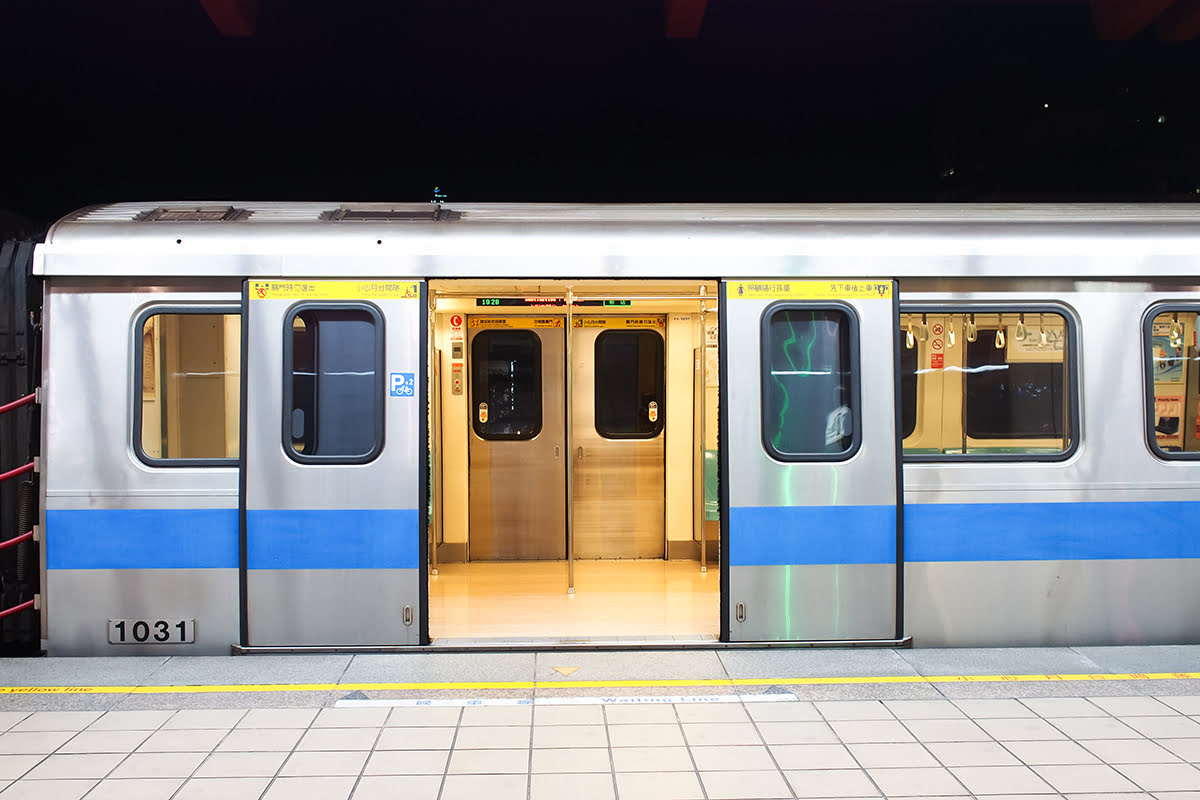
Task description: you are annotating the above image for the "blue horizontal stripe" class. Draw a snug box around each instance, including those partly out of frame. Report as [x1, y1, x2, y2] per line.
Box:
[730, 505, 897, 566]
[247, 508, 418, 570]
[46, 509, 238, 570]
[905, 501, 1200, 562]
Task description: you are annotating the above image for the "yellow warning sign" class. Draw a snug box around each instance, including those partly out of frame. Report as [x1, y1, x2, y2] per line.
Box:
[250, 280, 419, 301]
[468, 317, 563, 329]
[727, 280, 892, 300]
[572, 317, 665, 329]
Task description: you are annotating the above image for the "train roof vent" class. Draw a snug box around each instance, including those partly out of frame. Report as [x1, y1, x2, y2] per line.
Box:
[133, 206, 252, 222]
[320, 206, 462, 222]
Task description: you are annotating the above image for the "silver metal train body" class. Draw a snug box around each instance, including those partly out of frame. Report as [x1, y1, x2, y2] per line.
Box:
[32, 203, 1200, 654]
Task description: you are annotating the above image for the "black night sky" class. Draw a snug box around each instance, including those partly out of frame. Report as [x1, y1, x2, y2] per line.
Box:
[2, 0, 1199, 233]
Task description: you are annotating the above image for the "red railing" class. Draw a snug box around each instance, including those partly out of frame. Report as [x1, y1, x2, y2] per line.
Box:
[0, 392, 39, 622]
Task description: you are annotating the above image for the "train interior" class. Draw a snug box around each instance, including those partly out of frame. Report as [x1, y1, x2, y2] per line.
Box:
[427, 280, 720, 643]
[1148, 310, 1200, 453]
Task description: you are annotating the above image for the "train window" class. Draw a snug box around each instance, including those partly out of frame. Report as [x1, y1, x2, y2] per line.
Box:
[284, 304, 384, 463]
[594, 330, 665, 438]
[761, 305, 860, 461]
[472, 330, 542, 440]
[1145, 308, 1200, 458]
[899, 308, 1076, 460]
[135, 309, 241, 466]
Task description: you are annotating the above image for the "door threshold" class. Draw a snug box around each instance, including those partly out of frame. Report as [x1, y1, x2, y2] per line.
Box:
[432, 634, 720, 649]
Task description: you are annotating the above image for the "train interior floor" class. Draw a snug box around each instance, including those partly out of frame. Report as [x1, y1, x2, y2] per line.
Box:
[1, 647, 1200, 800]
[427, 559, 719, 643]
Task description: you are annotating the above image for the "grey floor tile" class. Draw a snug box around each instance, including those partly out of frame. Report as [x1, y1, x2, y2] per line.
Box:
[1073, 646, 1200, 675]
[0, 778, 97, 800]
[384, 706, 461, 727]
[453, 725, 531, 749]
[0, 657, 167, 689]
[902, 718, 992, 742]
[0, 731, 79, 755]
[311, 708, 389, 729]
[1159, 698, 1200, 715]
[816, 701, 894, 721]
[439, 773, 528, 800]
[0, 756, 42, 781]
[615, 770, 704, 800]
[375, 726, 456, 750]
[1080, 739, 1183, 764]
[137, 729, 229, 753]
[448, 748, 530, 774]
[847, 742, 939, 768]
[21, 754, 123, 780]
[56, 731, 150, 754]
[690, 744, 776, 771]
[1121, 716, 1200, 738]
[1089, 697, 1178, 717]
[747, 701, 823, 723]
[769, 744, 858, 770]
[675, 703, 750, 723]
[758, 720, 839, 745]
[868, 765, 967, 796]
[950, 765, 1058, 795]
[537, 651, 725, 682]
[1115, 762, 1200, 792]
[0, 714, 29, 733]
[216, 728, 305, 752]
[148, 655, 350, 687]
[278, 750, 368, 777]
[461, 705, 532, 726]
[954, 699, 1040, 719]
[79, 777, 183, 800]
[978, 718, 1069, 741]
[235, 709, 319, 729]
[1160, 739, 1200, 762]
[161, 710, 247, 730]
[1049, 717, 1143, 740]
[1033, 764, 1142, 794]
[784, 767, 881, 798]
[261, 775, 356, 800]
[107, 752, 208, 779]
[602, 704, 679, 724]
[530, 772, 615, 800]
[192, 751, 288, 778]
[1021, 698, 1108, 719]
[1002, 740, 1102, 766]
[607, 723, 685, 748]
[350, 775, 442, 800]
[342, 652, 534, 684]
[531, 724, 606, 749]
[534, 705, 604, 726]
[720, 648, 916, 680]
[172, 776, 271, 800]
[900, 647, 1102, 678]
[682, 721, 762, 746]
[702, 768, 793, 799]
[9, 712, 103, 733]
[530, 747, 610, 773]
[926, 741, 1023, 767]
[829, 719, 915, 744]
[296, 727, 379, 751]
[883, 700, 966, 720]
[611, 743, 694, 771]
[362, 750, 450, 775]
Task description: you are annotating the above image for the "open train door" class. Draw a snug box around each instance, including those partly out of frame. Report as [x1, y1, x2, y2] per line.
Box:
[720, 279, 903, 642]
[239, 280, 427, 648]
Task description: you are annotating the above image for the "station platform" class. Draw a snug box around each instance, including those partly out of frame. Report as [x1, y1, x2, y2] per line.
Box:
[1, 645, 1199, 799]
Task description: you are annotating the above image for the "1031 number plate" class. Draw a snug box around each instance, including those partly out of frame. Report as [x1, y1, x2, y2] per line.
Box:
[108, 619, 195, 644]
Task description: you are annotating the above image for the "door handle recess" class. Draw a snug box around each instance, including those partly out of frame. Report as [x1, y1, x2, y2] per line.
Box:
[577, 446, 584, 460]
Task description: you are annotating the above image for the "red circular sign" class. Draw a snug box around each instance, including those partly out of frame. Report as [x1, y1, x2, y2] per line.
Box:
[932, 338, 944, 351]
[932, 323, 944, 335]
[450, 314, 463, 327]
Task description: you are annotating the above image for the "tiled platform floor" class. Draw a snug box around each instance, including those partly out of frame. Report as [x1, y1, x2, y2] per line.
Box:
[1, 694, 1200, 799]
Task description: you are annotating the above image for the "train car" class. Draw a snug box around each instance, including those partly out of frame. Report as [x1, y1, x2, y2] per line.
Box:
[30, 202, 1200, 655]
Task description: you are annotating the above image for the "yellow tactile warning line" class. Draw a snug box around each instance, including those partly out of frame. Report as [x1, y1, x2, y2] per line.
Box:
[2, 672, 1199, 695]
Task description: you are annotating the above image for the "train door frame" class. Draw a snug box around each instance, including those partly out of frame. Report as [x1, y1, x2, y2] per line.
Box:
[718, 279, 907, 643]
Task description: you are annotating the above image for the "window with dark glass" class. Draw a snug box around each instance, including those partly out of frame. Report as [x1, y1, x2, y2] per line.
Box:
[762, 307, 857, 460]
[285, 306, 383, 462]
[1146, 308, 1200, 458]
[595, 330, 664, 438]
[472, 330, 541, 440]
[136, 310, 240, 464]
[899, 337, 918, 440]
[964, 335, 1064, 440]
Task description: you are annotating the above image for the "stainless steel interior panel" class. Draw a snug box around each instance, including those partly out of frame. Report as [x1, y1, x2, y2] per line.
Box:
[723, 281, 899, 642]
[467, 320, 566, 560]
[729, 564, 896, 642]
[244, 282, 424, 646]
[571, 321, 665, 559]
[46, 569, 239, 656]
[906, 559, 1200, 646]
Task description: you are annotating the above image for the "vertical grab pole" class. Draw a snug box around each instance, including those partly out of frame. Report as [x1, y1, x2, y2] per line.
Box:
[565, 289, 576, 594]
[431, 347, 443, 576]
[698, 293, 708, 574]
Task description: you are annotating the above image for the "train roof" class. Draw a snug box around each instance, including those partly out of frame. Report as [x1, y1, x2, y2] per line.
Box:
[35, 202, 1200, 279]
